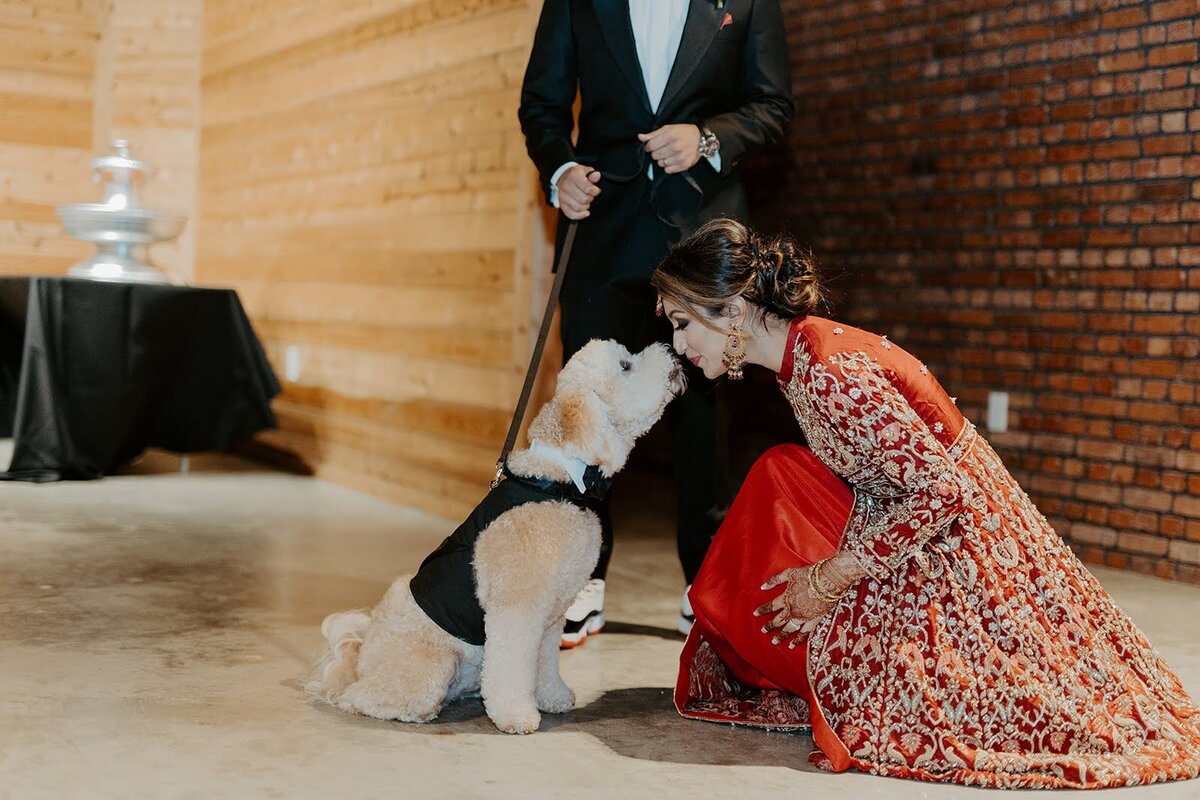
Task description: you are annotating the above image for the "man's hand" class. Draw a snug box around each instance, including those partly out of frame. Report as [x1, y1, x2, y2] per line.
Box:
[555, 165, 602, 220]
[638, 125, 702, 174]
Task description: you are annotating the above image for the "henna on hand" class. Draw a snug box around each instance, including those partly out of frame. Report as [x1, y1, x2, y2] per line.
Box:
[753, 566, 833, 647]
[751, 551, 868, 648]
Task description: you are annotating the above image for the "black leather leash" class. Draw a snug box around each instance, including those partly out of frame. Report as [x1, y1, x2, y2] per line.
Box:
[491, 217, 579, 489]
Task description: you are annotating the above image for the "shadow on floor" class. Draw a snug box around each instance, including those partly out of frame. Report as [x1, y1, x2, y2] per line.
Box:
[318, 679, 818, 772]
[599, 620, 684, 642]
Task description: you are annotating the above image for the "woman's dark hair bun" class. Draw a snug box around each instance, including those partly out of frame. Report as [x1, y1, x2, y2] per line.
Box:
[650, 218, 826, 324]
[747, 231, 824, 319]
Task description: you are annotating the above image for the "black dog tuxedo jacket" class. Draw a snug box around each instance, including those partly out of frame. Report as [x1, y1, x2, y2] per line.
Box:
[409, 463, 613, 646]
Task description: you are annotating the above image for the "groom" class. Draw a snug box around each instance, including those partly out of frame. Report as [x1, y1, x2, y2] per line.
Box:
[518, 0, 793, 643]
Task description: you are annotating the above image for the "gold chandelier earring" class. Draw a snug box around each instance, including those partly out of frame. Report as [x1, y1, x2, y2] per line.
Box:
[721, 326, 747, 380]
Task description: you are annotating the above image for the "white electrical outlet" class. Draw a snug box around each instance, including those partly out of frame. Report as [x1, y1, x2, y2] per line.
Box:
[987, 390, 1009, 432]
[284, 345, 301, 383]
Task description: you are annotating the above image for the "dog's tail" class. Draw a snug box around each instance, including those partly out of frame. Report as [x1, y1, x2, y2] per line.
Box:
[304, 609, 371, 705]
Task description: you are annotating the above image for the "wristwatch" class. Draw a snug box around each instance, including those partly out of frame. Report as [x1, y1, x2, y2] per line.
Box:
[697, 124, 720, 158]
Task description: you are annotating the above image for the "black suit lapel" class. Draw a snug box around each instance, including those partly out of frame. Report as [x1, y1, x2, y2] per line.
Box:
[658, 0, 723, 116]
[593, 0, 653, 115]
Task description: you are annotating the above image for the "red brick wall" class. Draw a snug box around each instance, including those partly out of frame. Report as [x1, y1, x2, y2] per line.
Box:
[751, 0, 1200, 583]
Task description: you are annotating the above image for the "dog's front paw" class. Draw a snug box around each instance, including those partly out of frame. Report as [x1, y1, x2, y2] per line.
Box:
[487, 702, 541, 735]
[536, 682, 575, 714]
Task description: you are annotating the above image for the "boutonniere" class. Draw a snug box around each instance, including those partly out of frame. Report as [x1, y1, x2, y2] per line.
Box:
[719, 11, 733, 29]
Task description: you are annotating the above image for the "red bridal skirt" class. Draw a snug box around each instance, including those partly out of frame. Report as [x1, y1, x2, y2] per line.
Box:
[675, 444, 853, 765]
[674, 443, 1200, 788]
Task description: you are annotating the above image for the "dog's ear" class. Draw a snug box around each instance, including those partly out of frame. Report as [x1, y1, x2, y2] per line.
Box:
[558, 390, 624, 473]
[558, 392, 594, 449]
[527, 398, 562, 447]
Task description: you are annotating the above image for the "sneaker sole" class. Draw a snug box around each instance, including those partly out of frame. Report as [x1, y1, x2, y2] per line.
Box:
[560, 612, 605, 649]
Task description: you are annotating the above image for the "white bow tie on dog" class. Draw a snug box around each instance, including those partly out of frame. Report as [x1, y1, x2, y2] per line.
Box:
[528, 441, 589, 494]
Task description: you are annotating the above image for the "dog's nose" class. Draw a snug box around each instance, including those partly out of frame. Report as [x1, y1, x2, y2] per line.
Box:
[668, 360, 687, 394]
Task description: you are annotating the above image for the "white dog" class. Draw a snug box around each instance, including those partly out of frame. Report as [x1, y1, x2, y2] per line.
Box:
[306, 339, 684, 734]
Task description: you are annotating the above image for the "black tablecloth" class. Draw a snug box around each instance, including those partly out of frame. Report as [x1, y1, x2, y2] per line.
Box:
[0, 277, 279, 481]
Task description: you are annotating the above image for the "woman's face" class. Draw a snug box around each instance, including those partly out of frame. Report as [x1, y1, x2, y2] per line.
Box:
[661, 298, 731, 380]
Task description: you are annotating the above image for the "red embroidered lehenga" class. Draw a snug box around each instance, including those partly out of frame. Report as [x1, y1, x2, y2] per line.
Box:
[676, 316, 1200, 789]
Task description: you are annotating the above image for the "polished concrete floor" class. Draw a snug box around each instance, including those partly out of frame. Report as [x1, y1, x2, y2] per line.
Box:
[3, 446, 1200, 799]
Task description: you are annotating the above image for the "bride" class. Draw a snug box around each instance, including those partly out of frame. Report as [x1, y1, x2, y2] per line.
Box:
[652, 218, 1200, 789]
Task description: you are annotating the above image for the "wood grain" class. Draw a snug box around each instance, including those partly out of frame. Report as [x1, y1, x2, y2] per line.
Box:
[197, 0, 554, 516]
[4, 0, 557, 518]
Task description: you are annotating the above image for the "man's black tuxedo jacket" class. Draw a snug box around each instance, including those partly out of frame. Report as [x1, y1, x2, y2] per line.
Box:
[519, 0, 793, 291]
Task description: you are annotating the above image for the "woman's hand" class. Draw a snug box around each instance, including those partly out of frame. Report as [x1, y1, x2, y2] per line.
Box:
[753, 551, 868, 648]
[753, 566, 834, 648]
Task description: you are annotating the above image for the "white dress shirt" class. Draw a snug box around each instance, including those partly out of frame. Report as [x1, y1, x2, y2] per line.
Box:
[630, 0, 689, 113]
[550, 0, 721, 208]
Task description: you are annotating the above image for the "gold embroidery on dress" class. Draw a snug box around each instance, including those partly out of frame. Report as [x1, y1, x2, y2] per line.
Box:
[778, 323, 1200, 787]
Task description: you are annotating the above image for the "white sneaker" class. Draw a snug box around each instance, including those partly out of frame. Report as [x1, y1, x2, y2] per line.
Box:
[561, 578, 605, 649]
[677, 584, 695, 637]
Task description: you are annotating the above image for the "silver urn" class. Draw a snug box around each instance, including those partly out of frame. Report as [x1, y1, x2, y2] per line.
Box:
[57, 140, 188, 284]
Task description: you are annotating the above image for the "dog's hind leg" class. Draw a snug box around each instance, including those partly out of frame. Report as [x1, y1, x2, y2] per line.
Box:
[535, 616, 575, 713]
[339, 628, 458, 723]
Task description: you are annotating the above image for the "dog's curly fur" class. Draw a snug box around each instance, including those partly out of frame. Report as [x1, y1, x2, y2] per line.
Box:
[306, 340, 684, 734]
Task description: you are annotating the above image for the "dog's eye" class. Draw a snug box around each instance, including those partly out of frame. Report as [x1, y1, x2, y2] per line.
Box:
[619, 359, 632, 372]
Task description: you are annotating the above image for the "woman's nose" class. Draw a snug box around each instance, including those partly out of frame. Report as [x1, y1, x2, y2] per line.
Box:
[671, 331, 685, 354]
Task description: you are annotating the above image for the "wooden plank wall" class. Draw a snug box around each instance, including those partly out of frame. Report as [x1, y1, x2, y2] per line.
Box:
[2, 0, 552, 518]
[96, 0, 203, 283]
[0, 0, 201, 280]
[0, 0, 101, 274]
[198, 0, 552, 518]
